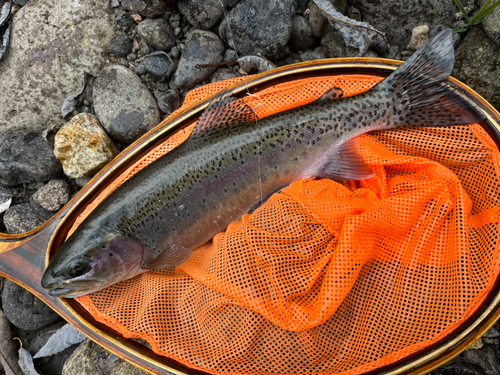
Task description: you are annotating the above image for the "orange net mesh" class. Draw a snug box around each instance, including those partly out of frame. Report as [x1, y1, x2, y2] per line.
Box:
[73, 73, 500, 375]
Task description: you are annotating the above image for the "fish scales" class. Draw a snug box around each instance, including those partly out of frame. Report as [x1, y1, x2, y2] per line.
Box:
[41, 29, 484, 297]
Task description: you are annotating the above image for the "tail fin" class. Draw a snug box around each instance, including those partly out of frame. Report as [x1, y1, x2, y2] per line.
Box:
[380, 29, 485, 128]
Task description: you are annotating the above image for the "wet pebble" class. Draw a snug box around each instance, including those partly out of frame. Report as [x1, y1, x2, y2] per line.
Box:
[480, 0, 500, 47]
[75, 176, 92, 188]
[137, 18, 175, 51]
[3, 203, 53, 234]
[142, 51, 175, 82]
[93, 65, 161, 143]
[300, 46, 326, 61]
[12, 0, 29, 5]
[54, 113, 119, 178]
[169, 29, 225, 91]
[0, 130, 62, 186]
[114, 13, 135, 32]
[210, 67, 241, 83]
[462, 345, 500, 375]
[2, 280, 60, 330]
[157, 89, 182, 115]
[288, 15, 316, 51]
[218, 0, 296, 58]
[321, 32, 346, 58]
[178, 0, 226, 30]
[109, 33, 133, 57]
[30, 179, 71, 212]
[62, 339, 149, 375]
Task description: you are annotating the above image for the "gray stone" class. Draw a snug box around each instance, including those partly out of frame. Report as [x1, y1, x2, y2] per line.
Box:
[54, 113, 119, 178]
[2, 279, 59, 330]
[210, 67, 241, 83]
[430, 357, 485, 375]
[13, 0, 29, 5]
[109, 33, 133, 57]
[30, 179, 71, 212]
[3, 203, 53, 234]
[94, 65, 161, 144]
[480, 0, 500, 47]
[300, 46, 326, 61]
[462, 345, 500, 375]
[62, 339, 150, 375]
[350, 0, 458, 52]
[75, 176, 92, 188]
[115, 13, 135, 32]
[0, 0, 114, 133]
[157, 90, 182, 115]
[137, 18, 175, 51]
[178, 0, 226, 30]
[288, 15, 316, 51]
[0, 130, 62, 186]
[453, 26, 500, 113]
[168, 13, 181, 29]
[308, 0, 347, 38]
[142, 51, 175, 82]
[218, 0, 296, 59]
[169, 30, 225, 91]
[321, 31, 346, 58]
[224, 49, 238, 62]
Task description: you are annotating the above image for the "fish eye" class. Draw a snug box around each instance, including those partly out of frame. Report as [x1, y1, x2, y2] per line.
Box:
[69, 263, 89, 277]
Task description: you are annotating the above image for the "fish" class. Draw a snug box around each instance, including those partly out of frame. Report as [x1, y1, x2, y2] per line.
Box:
[41, 29, 484, 298]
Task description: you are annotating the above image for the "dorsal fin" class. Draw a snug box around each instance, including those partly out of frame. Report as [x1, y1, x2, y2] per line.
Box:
[190, 93, 258, 138]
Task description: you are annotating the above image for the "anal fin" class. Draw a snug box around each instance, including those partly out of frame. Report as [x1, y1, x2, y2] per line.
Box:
[320, 138, 374, 181]
[142, 243, 193, 270]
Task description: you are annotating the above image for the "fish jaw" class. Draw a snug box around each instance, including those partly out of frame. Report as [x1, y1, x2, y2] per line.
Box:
[42, 236, 146, 298]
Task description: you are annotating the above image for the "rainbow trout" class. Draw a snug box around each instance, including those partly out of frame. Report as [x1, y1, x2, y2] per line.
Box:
[42, 29, 483, 297]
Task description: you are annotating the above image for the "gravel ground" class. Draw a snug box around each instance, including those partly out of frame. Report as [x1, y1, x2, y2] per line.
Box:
[0, 0, 500, 374]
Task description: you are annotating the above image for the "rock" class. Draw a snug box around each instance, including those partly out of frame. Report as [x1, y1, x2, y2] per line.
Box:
[121, 0, 170, 17]
[2, 279, 59, 330]
[224, 49, 238, 62]
[30, 179, 71, 212]
[407, 25, 429, 50]
[300, 47, 326, 61]
[93, 65, 161, 144]
[0, 131, 62, 186]
[480, 0, 500, 47]
[178, 0, 226, 30]
[347, 6, 362, 21]
[218, 0, 296, 58]
[462, 345, 500, 375]
[0, 0, 114, 133]
[13, 0, 29, 5]
[109, 33, 133, 57]
[288, 15, 316, 51]
[469, 337, 484, 350]
[75, 176, 92, 188]
[114, 13, 135, 32]
[168, 13, 181, 29]
[54, 113, 119, 178]
[62, 339, 150, 375]
[136, 18, 175, 51]
[429, 357, 485, 375]
[453, 26, 500, 112]
[308, 0, 347, 38]
[3, 203, 53, 234]
[169, 30, 225, 91]
[170, 45, 180, 58]
[210, 67, 241, 83]
[110, 361, 151, 375]
[350, 0, 457, 52]
[321, 31, 346, 58]
[142, 51, 175, 82]
[157, 90, 182, 115]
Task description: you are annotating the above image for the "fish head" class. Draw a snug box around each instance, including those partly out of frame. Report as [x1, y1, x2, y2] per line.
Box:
[41, 230, 145, 298]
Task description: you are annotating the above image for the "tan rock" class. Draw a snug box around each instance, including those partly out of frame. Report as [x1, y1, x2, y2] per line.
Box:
[408, 25, 429, 50]
[54, 113, 118, 179]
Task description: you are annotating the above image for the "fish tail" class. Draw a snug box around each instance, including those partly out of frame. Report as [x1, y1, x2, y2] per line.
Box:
[380, 29, 485, 128]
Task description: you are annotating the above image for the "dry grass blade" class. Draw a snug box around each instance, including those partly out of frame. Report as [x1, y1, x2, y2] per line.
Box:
[312, 0, 388, 55]
[0, 311, 23, 375]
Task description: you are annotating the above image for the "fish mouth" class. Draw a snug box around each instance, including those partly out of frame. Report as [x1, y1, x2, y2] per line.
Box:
[48, 287, 90, 298]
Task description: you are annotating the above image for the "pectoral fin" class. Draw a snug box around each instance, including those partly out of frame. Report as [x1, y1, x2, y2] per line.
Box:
[142, 243, 193, 270]
[320, 138, 375, 181]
